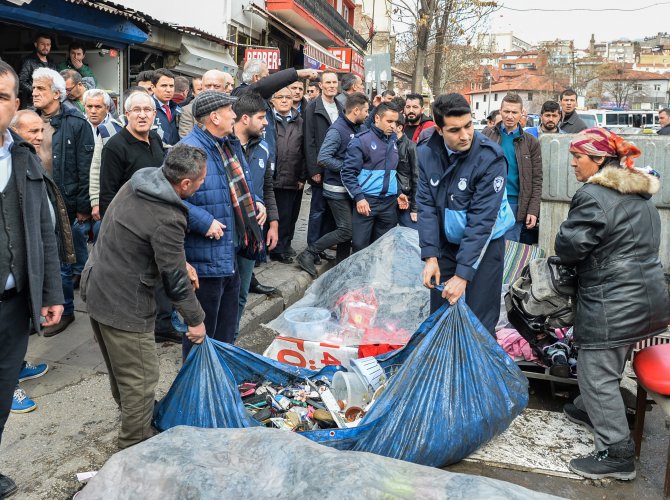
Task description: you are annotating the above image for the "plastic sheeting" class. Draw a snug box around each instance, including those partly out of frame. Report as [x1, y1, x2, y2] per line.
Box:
[267, 227, 430, 345]
[79, 426, 562, 500]
[155, 299, 528, 467]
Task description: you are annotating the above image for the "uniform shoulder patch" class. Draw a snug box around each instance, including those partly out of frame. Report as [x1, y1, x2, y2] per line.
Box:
[493, 176, 504, 193]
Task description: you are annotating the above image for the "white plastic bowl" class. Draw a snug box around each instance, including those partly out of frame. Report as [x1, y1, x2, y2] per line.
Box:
[284, 307, 331, 341]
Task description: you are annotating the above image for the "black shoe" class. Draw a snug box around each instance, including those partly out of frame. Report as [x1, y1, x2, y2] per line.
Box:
[549, 361, 571, 378]
[569, 449, 636, 480]
[287, 246, 297, 258]
[154, 328, 182, 344]
[563, 403, 594, 432]
[297, 250, 318, 278]
[269, 253, 293, 264]
[0, 473, 17, 498]
[42, 314, 75, 337]
[249, 281, 277, 295]
[313, 254, 322, 265]
[318, 251, 336, 261]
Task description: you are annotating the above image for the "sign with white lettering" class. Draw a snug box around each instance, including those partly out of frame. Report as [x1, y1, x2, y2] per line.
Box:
[328, 47, 364, 78]
[245, 48, 281, 71]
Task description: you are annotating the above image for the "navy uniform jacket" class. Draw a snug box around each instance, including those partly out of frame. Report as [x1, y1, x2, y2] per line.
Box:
[416, 130, 515, 281]
[341, 126, 399, 202]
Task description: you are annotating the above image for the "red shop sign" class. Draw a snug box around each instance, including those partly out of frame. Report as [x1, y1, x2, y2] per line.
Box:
[327, 47, 364, 78]
[245, 48, 281, 71]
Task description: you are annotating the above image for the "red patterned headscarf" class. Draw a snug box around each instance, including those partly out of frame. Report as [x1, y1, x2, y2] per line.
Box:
[569, 128, 641, 169]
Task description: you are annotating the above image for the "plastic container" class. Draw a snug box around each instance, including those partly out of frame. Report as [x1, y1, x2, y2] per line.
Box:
[350, 357, 386, 391]
[284, 307, 331, 341]
[331, 371, 371, 409]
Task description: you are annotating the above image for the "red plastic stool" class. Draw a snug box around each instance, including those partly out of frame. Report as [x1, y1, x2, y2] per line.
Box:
[633, 343, 670, 497]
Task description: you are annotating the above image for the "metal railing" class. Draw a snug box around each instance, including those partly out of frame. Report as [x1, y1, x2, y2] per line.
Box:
[295, 0, 367, 50]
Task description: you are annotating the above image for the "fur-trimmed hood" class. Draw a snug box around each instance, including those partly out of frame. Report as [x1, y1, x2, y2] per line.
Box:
[588, 166, 660, 197]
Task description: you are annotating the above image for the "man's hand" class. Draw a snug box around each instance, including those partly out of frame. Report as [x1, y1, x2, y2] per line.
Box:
[266, 221, 278, 251]
[397, 193, 409, 210]
[91, 205, 101, 221]
[186, 322, 206, 344]
[256, 202, 267, 226]
[526, 214, 538, 229]
[422, 257, 440, 289]
[297, 69, 319, 80]
[41, 304, 64, 327]
[185, 262, 199, 290]
[441, 275, 468, 305]
[70, 56, 83, 70]
[311, 174, 322, 184]
[372, 95, 383, 107]
[356, 199, 371, 216]
[205, 219, 226, 240]
[76, 212, 92, 223]
[410, 212, 417, 222]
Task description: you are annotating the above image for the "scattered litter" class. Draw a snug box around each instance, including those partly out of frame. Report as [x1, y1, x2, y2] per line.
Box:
[76, 471, 98, 484]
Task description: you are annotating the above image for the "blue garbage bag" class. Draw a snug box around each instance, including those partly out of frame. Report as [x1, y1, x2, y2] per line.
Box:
[155, 299, 528, 466]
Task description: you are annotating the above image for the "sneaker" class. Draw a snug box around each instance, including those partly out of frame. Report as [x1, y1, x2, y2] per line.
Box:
[569, 449, 636, 480]
[42, 314, 75, 337]
[18, 362, 49, 382]
[171, 310, 188, 334]
[0, 473, 17, 498]
[11, 388, 36, 413]
[563, 403, 594, 432]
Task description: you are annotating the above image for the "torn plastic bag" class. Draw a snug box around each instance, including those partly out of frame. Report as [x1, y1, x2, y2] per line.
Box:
[155, 300, 528, 467]
[267, 227, 430, 344]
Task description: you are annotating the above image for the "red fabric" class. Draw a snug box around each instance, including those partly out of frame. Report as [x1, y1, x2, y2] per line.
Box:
[412, 119, 435, 144]
[163, 104, 172, 122]
[358, 343, 403, 358]
[633, 343, 670, 395]
[568, 128, 641, 168]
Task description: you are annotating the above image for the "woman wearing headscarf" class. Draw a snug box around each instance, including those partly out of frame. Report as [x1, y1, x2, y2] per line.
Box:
[555, 128, 669, 480]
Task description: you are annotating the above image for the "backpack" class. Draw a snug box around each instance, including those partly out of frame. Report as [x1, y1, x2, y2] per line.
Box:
[504, 257, 577, 368]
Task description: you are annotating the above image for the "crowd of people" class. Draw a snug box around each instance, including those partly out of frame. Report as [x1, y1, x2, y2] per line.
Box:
[0, 31, 669, 497]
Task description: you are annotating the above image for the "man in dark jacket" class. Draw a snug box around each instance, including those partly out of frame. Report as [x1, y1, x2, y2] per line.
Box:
[179, 91, 262, 357]
[269, 88, 306, 262]
[404, 94, 435, 144]
[304, 71, 342, 255]
[18, 33, 55, 108]
[0, 62, 64, 498]
[232, 93, 279, 338]
[297, 92, 368, 276]
[81, 145, 206, 449]
[289, 80, 308, 117]
[559, 88, 587, 133]
[31, 67, 94, 337]
[395, 113, 419, 228]
[341, 102, 400, 253]
[417, 93, 515, 334]
[658, 107, 670, 135]
[482, 93, 542, 242]
[151, 68, 181, 146]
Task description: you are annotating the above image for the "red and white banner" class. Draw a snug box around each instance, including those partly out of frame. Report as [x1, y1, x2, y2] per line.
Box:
[263, 336, 358, 370]
[327, 47, 364, 78]
[245, 48, 281, 71]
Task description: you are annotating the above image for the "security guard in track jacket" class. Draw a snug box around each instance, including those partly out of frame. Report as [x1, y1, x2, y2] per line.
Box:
[417, 94, 514, 334]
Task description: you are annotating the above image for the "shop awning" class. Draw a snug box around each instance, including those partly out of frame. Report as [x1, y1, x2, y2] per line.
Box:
[176, 40, 238, 77]
[0, 0, 148, 47]
[250, 4, 341, 70]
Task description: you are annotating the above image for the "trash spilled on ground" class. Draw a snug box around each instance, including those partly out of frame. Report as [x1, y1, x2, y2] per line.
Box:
[239, 355, 388, 430]
[155, 298, 529, 467]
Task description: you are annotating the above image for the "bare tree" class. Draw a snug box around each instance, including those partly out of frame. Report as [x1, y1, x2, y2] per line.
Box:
[391, 0, 498, 93]
[602, 79, 640, 109]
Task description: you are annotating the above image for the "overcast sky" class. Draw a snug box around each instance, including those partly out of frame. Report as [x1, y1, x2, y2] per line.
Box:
[489, 0, 670, 49]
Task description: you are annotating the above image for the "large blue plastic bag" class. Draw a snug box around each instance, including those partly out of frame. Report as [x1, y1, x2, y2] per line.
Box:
[155, 300, 528, 467]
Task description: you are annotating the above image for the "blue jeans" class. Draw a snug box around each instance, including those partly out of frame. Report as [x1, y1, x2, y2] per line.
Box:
[71, 219, 100, 275]
[61, 262, 75, 316]
[235, 255, 256, 341]
[504, 202, 524, 242]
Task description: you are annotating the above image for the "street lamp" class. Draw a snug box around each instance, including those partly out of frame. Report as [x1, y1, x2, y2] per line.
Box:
[483, 68, 492, 118]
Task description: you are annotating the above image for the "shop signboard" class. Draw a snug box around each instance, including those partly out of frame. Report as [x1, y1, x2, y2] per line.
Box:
[327, 47, 364, 78]
[245, 48, 281, 71]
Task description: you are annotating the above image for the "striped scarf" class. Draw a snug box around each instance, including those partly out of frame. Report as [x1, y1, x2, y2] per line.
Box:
[213, 140, 262, 251]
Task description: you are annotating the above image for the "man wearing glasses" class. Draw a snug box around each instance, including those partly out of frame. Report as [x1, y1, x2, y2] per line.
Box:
[61, 69, 87, 113]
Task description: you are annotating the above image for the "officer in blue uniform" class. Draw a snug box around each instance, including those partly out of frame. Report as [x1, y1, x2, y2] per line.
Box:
[416, 93, 515, 334]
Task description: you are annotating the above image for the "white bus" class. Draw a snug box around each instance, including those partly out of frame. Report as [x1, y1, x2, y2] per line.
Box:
[578, 110, 661, 129]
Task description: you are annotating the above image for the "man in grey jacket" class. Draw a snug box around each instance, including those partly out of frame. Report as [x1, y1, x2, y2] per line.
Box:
[81, 144, 206, 449]
[0, 61, 64, 499]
